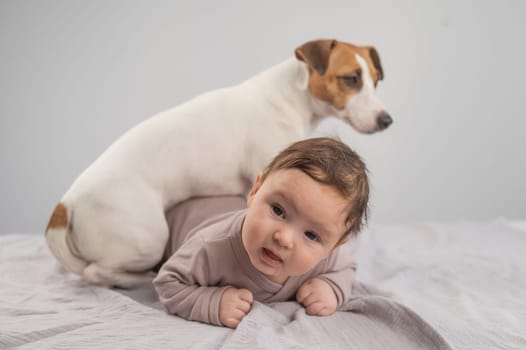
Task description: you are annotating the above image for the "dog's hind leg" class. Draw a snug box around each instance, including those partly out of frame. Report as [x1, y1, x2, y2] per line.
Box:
[70, 180, 169, 288]
[82, 263, 155, 288]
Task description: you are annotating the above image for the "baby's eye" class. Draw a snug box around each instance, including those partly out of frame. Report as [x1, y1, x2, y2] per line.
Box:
[304, 231, 320, 242]
[271, 205, 285, 218]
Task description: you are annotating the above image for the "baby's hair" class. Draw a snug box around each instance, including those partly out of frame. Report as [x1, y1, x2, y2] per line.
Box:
[260, 137, 369, 238]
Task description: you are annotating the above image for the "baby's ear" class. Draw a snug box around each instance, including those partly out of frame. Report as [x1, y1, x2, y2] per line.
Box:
[247, 173, 263, 206]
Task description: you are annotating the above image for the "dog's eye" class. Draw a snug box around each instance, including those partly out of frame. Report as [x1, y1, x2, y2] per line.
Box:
[338, 73, 361, 88]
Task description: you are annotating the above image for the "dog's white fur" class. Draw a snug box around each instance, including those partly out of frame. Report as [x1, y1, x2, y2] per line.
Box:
[46, 40, 390, 287]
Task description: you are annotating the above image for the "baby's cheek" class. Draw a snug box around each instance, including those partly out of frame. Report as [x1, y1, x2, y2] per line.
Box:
[291, 251, 321, 275]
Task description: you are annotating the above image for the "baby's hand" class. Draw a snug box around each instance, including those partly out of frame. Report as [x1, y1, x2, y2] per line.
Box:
[219, 288, 253, 328]
[296, 278, 338, 316]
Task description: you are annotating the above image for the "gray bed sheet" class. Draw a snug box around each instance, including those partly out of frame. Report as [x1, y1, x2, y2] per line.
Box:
[2, 219, 525, 349]
[1, 233, 449, 350]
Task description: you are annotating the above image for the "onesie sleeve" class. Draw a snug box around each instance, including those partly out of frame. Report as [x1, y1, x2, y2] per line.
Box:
[153, 237, 230, 326]
[314, 247, 357, 309]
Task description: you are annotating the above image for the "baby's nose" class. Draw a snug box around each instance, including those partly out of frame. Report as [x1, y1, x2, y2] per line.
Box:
[273, 230, 293, 249]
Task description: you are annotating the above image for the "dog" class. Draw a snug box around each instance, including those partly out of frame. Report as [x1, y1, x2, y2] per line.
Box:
[45, 39, 392, 288]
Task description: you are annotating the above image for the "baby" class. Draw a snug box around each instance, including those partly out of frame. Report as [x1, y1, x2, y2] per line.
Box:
[153, 137, 369, 328]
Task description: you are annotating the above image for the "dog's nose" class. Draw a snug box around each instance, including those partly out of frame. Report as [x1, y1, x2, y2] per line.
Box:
[377, 112, 393, 130]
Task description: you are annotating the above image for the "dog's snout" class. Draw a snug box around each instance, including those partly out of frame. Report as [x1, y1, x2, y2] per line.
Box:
[376, 112, 393, 130]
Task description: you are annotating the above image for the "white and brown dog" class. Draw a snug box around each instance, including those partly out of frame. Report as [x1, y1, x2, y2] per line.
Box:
[46, 39, 391, 287]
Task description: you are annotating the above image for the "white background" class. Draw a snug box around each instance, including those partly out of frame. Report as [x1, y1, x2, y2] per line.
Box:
[1, 0, 525, 233]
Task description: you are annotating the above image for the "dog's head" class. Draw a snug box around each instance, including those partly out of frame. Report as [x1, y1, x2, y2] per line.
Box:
[295, 39, 392, 133]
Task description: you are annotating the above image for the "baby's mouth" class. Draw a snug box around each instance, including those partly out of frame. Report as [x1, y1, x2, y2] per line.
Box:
[262, 248, 283, 264]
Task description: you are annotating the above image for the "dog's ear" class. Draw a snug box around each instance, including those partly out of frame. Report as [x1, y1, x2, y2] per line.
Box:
[364, 46, 384, 81]
[295, 39, 337, 76]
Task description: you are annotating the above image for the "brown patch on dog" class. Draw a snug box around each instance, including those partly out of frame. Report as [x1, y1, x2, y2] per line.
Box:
[363, 46, 384, 81]
[355, 46, 383, 85]
[46, 203, 68, 233]
[296, 40, 383, 110]
[295, 39, 336, 75]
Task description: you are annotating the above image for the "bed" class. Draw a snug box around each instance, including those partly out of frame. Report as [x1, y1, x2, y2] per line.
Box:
[1, 219, 525, 349]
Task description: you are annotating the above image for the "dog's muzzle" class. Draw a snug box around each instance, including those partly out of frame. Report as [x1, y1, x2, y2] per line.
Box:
[376, 112, 393, 130]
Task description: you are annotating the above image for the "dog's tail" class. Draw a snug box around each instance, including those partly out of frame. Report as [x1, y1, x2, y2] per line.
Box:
[45, 202, 88, 274]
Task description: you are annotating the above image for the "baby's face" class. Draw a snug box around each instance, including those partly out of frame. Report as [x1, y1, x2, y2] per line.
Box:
[241, 168, 348, 284]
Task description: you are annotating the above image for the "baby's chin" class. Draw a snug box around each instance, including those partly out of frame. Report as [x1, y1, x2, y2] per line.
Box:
[249, 254, 289, 283]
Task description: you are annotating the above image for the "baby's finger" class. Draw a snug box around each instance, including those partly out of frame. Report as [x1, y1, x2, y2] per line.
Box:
[296, 286, 313, 304]
[237, 288, 254, 304]
[306, 301, 325, 315]
[316, 306, 334, 317]
[223, 317, 241, 329]
[231, 307, 249, 320]
[236, 300, 252, 313]
[299, 292, 319, 307]
[222, 309, 246, 328]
